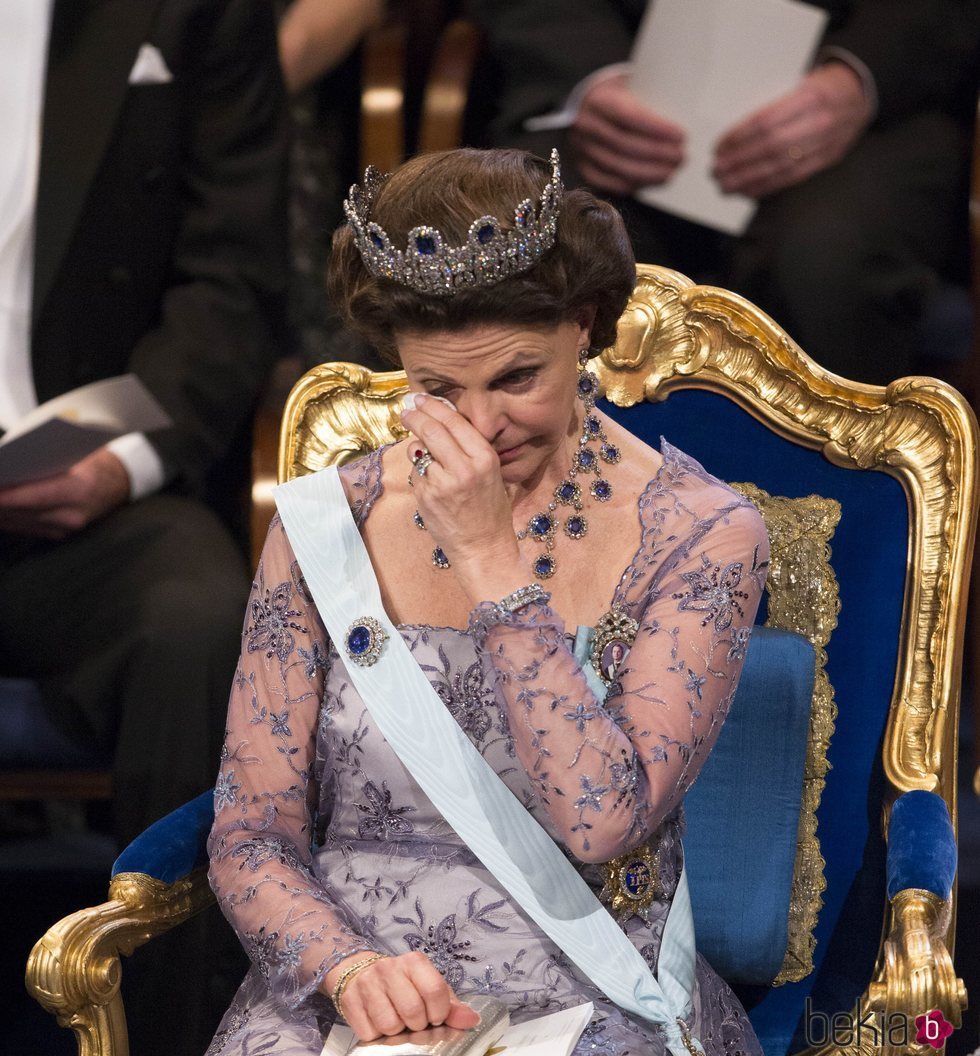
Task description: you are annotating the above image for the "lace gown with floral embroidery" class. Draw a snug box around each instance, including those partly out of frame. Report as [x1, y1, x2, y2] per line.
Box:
[207, 440, 769, 1056]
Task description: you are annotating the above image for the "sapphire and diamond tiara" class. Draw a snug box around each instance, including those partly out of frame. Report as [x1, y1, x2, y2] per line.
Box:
[343, 149, 563, 297]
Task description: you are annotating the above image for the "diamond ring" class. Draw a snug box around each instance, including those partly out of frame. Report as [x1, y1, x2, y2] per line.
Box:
[415, 453, 435, 476]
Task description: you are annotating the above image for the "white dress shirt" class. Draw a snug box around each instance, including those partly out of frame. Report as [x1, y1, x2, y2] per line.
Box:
[0, 0, 164, 500]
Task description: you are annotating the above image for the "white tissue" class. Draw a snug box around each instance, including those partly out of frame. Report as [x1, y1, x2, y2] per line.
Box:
[403, 392, 457, 412]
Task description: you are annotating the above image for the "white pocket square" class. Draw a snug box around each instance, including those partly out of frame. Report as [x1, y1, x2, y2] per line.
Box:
[128, 43, 173, 85]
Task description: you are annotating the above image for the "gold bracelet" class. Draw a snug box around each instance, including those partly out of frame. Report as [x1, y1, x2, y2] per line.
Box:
[331, 953, 386, 1016]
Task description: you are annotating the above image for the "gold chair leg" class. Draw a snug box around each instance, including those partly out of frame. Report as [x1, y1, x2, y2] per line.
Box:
[794, 890, 967, 1056]
[867, 889, 967, 1056]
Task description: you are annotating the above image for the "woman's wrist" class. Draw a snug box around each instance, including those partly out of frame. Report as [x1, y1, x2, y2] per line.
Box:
[450, 545, 534, 610]
[468, 584, 554, 644]
[324, 951, 386, 1003]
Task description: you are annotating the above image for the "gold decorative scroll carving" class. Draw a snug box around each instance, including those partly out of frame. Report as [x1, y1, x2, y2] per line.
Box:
[595, 265, 977, 803]
[26, 871, 214, 1056]
[279, 363, 410, 480]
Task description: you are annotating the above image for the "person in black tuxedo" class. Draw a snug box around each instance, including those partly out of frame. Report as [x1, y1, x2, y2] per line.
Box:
[0, 0, 289, 846]
[0, 2, 288, 1051]
[469, 0, 980, 384]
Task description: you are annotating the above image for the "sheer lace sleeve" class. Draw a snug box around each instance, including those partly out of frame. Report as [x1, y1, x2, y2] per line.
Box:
[208, 514, 383, 1014]
[471, 446, 770, 863]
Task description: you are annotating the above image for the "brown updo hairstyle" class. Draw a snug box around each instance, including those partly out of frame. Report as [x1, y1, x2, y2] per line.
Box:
[328, 148, 636, 365]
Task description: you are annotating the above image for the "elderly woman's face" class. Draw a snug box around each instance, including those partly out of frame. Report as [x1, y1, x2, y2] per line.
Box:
[397, 319, 590, 484]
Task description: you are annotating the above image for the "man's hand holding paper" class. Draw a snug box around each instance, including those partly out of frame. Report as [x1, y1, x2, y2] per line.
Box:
[570, 73, 686, 195]
[0, 374, 173, 537]
[0, 446, 131, 540]
[596, 0, 833, 233]
[573, 54, 870, 205]
[713, 61, 872, 198]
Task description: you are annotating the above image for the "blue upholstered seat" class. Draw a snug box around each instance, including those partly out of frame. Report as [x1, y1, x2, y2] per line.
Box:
[684, 627, 815, 988]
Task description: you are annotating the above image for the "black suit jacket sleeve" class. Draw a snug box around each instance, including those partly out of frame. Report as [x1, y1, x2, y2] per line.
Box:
[130, 0, 289, 492]
[468, 0, 640, 153]
[822, 0, 980, 125]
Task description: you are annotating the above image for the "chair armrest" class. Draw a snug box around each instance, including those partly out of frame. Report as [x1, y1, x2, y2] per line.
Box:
[865, 791, 966, 1054]
[111, 788, 214, 883]
[885, 789, 957, 901]
[25, 793, 217, 1056]
[26, 871, 214, 1056]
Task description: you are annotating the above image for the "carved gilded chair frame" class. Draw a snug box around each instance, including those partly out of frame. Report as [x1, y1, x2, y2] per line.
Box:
[27, 265, 975, 1056]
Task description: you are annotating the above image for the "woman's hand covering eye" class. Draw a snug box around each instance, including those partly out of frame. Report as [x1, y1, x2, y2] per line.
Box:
[401, 395, 521, 574]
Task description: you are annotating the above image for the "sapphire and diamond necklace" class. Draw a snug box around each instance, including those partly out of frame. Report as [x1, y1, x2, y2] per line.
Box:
[413, 350, 621, 580]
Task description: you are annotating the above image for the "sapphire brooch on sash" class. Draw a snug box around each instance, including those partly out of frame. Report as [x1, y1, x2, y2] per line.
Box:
[344, 617, 389, 667]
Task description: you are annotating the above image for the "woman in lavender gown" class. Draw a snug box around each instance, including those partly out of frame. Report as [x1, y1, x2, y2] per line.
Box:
[207, 148, 769, 1055]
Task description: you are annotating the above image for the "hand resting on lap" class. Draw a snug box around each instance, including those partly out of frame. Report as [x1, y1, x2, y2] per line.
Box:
[326, 951, 481, 1040]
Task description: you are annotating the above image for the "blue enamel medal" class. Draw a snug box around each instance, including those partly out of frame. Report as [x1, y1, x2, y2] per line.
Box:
[600, 841, 662, 922]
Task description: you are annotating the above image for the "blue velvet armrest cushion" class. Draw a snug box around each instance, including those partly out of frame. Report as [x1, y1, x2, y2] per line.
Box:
[885, 790, 956, 901]
[111, 789, 214, 884]
[684, 626, 816, 986]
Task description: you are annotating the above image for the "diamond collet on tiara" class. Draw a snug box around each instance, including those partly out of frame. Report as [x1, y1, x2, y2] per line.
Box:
[342, 149, 563, 296]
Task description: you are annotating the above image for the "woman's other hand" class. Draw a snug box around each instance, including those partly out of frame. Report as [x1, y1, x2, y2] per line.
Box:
[712, 62, 873, 199]
[570, 73, 686, 196]
[327, 951, 481, 1041]
[401, 393, 521, 575]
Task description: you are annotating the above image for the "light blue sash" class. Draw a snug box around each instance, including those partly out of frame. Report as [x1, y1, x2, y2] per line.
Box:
[274, 467, 702, 1056]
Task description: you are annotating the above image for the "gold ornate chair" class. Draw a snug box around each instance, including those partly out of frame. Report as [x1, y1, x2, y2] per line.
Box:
[28, 265, 975, 1056]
